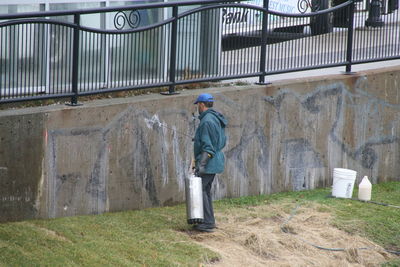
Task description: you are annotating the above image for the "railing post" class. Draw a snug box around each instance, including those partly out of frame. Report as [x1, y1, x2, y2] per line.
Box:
[256, 0, 270, 85]
[68, 13, 81, 105]
[345, 0, 355, 74]
[161, 5, 179, 95]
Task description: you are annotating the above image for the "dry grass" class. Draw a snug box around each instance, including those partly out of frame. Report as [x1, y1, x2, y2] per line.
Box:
[191, 202, 396, 267]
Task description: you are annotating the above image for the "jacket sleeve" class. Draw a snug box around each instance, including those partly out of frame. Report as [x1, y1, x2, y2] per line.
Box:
[199, 121, 216, 157]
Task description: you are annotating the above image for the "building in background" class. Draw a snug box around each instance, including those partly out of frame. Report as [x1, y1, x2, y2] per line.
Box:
[0, 0, 223, 94]
[0, 0, 398, 95]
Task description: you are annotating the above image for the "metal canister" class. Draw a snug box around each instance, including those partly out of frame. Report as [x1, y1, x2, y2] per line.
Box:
[185, 173, 204, 224]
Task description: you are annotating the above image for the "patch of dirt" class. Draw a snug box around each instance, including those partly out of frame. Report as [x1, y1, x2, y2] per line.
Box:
[188, 203, 396, 267]
[23, 223, 71, 242]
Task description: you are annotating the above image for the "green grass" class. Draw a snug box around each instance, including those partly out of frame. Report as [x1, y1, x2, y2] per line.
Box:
[0, 182, 399, 266]
[0, 206, 219, 267]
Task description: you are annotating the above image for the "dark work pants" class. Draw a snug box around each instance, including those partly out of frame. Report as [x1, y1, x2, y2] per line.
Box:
[200, 173, 216, 227]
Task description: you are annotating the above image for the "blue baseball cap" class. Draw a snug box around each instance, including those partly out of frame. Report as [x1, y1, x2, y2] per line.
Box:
[194, 93, 214, 104]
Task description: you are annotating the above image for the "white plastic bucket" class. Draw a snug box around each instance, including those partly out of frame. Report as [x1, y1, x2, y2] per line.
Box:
[332, 168, 357, 198]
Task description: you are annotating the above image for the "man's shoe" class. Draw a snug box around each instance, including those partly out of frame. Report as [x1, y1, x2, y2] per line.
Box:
[193, 224, 214, 232]
[197, 223, 216, 229]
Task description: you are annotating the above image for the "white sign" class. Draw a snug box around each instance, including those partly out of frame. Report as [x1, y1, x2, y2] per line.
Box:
[222, 0, 310, 34]
[247, 0, 303, 14]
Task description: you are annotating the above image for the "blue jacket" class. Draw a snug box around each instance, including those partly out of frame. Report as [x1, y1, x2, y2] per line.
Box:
[194, 108, 228, 174]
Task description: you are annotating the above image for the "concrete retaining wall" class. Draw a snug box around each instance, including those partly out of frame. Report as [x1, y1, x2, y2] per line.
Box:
[1, 66, 400, 222]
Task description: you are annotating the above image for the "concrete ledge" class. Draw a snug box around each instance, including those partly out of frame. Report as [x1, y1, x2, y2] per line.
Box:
[1, 66, 400, 222]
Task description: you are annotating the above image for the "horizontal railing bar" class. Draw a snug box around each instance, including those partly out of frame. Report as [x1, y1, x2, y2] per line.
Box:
[0, 93, 75, 104]
[77, 17, 175, 35]
[77, 83, 174, 96]
[352, 56, 400, 65]
[0, 0, 354, 21]
[264, 63, 349, 76]
[77, 72, 264, 96]
[0, 17, 174, 35]
[173, 73, 265, 85]
[0, 18, 78, 29]
[178, 1, 353, 20]
[0, 0, 240, 20]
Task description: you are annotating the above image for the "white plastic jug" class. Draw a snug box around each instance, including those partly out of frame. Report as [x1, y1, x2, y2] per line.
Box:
[358, 176, 372, 201]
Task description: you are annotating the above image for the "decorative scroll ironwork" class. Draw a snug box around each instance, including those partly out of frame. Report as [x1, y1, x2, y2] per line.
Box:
[114, 10, 141, 30]
[297, 0, 321, 13]
[297, 0, 311, 13]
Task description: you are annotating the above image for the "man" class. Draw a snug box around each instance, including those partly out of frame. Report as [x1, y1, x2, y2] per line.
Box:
[193, 93, 228, 232]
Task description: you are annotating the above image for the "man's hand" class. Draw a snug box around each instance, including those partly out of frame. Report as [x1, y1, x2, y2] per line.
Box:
[195, 152, 210, 176]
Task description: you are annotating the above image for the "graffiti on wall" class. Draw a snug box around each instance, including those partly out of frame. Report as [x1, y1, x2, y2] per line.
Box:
[263, 79, 400, 190]
[46, 107, 194, 217]
[45, 76, 400, 216]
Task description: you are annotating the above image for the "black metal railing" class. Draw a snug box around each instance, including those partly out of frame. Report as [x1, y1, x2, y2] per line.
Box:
[0, 0, 399, 104]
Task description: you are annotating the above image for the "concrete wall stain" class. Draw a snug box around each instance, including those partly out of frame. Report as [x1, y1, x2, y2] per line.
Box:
[283, 139, 324, 191]
[0, 114, 44, 222]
